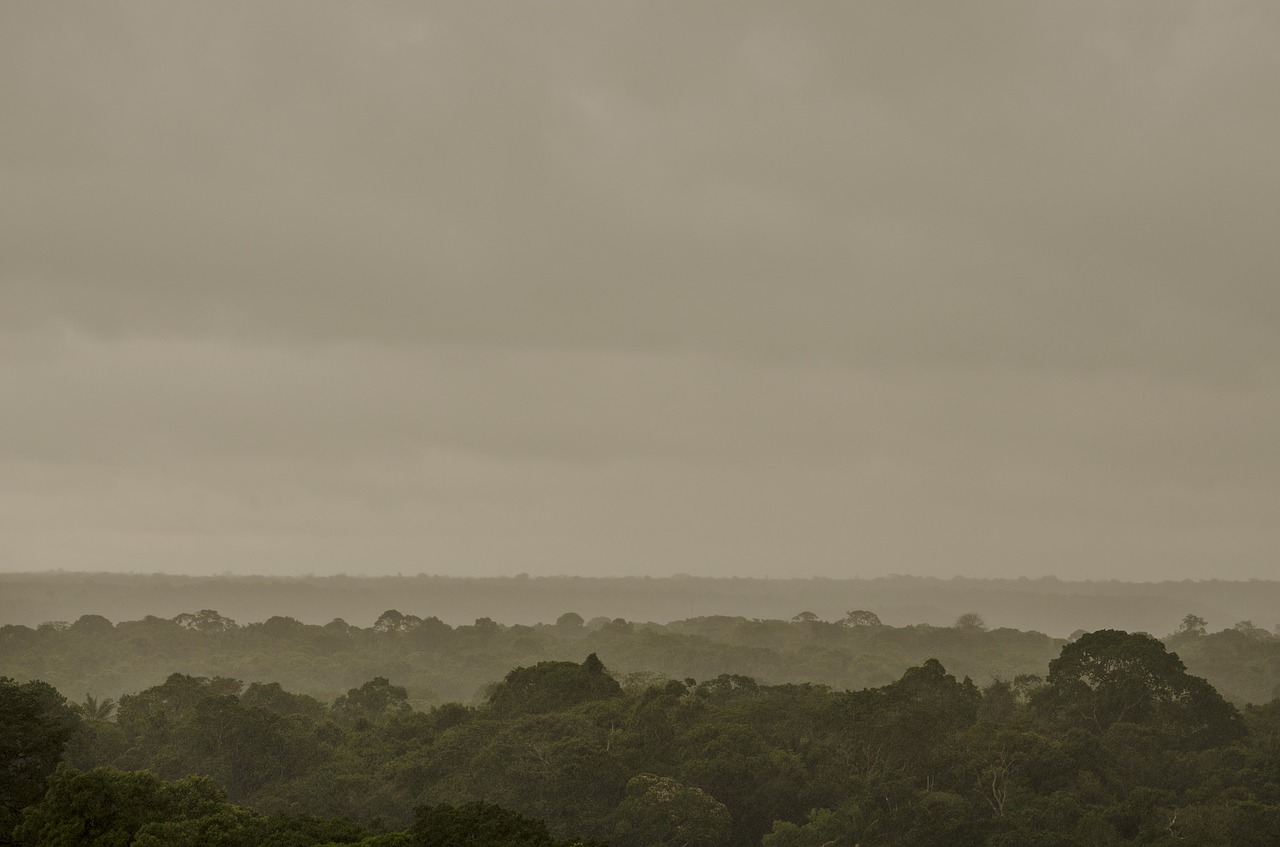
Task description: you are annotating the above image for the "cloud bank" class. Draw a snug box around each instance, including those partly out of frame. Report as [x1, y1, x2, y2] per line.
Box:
[2, 2, 1278, 578]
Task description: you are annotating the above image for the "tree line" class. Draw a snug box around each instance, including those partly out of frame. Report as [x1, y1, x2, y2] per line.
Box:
[4, 608, 1279, 711]
[7, 572, 1280, 639]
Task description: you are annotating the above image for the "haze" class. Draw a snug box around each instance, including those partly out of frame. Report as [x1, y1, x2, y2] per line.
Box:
[3, 2, 1278, 580]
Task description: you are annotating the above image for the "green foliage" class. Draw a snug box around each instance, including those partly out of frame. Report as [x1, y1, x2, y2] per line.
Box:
[77, 694, 117, 722]
[8, 624, 1280, 846]
[12, 767, 378, 847]
[842, 609, 883, 627]
[410, 801, 600, 847]
[955, 613, 988, 632]
[14, 767, 230, 846]
[333, 678, 412, 728]
[613, 775, 731, 847]
[1177, 613, 1208, 636]
[172, 609, 238, 634]
[0, 677, 82, 833]
[131, 806, 267, 847]
[1035, 629, 1245, 748]
[0, 608, 1096, 708]
[240, 681, 327, 721]
[763, 803, 862, 847]
[555, 613, 584, 631]
[487, 656, 623, 717]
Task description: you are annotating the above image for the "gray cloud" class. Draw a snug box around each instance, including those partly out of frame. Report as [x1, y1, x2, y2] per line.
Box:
[2, 2, 1278, 579]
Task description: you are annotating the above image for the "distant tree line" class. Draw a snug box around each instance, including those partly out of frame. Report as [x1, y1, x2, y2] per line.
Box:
[7, 572, 1280, 640]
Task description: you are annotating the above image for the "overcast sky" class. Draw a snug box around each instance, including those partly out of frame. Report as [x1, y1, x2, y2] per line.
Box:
[2, 1, 1278, 580]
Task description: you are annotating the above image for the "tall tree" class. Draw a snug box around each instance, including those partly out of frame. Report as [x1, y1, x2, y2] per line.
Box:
[1035, 629, 1244, 748]
[0, 677, 81, 834]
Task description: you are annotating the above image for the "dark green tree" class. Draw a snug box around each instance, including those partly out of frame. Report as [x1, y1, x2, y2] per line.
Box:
[332, 678, 412, 728]
[954, 613, 988, 632]
[1035, 629, 1244, 748]
[1176, 614, 1208, 637]
[612, 774, 731, 847]
[487, 656, 622, 717]
[0, 677, 82, 834]
[842, 610, 882, 627]
[410, 801, 594, 847]
[555, 613, 584, 631]
[14, 767, 230, 846]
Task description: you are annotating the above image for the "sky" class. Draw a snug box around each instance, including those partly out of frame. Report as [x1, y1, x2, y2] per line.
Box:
[2, 1, 1278, 580]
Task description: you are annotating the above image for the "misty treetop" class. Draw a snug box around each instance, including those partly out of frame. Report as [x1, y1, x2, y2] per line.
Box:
[4, 607, 1280, 713]
[7, 573, 1280, 645]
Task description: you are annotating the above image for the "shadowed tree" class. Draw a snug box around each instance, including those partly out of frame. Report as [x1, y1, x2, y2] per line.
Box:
[14, 767, 231, 846]
[842, 610, 883, 627]
[1176, 614, 1208, 637]
[954, 613, 987, 632]
[612, 774, 731, 847]
[1034, 629, 1245, 748]
[332, 678, 412, 728]
[555, 613, 585, 631]
[69, 614, 114, 635]
[487, 655, 623, 717]
[410, 800, 599, 847]
[1, 678, 82, 833]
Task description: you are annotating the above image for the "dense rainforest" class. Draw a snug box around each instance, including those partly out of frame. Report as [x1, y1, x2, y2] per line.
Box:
[4, 624, 1280, 846]
[3, 609, 1280, 709]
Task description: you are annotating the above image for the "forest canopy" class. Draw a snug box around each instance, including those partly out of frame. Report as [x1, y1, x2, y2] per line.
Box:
[4, 626, 1280, 846]
[4, 607, 1279, 710]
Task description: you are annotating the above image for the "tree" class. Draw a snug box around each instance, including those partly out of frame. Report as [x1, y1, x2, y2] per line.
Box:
[0, 677, 82, 831]
[1177, 614, 1208, 637]
[374, 610, 424, 634]
[954, 613, 987, 631]
[692, 674, 759, 701]
[114, 673, 244, 761]
[131, 806, 266, 847]
[13, 767, 232, 846]
[172, 609, 238, 633]
[1233, 620, 1271, 640]
[763, 804, 863, 847]
[1035, 629, 1245, 748]
[487, 656, 623, 717]
[241, 681, 326, 720]
[259, 615, 306, 638]
[790, 612, 819, 623]
[555, 613, 585, 631]
[842, 610, 882, 627]
[860, 659, 982, 781]
[601, 618, 634, 635]
[409, 616, 455, 647]
[78, 694, 117, 722]
[409, 801, 591, 847]
[332, 678, 412, 727]
[612, 774, 731, 847]
[69, 614, 114, 635]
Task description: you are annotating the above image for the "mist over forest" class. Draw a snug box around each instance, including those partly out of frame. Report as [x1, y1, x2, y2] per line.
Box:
[4, 572, 1279, 638]
[6, 0, 1280, 844]
[7, 590, 1280, 845]
[6, 576, 1280, 846]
